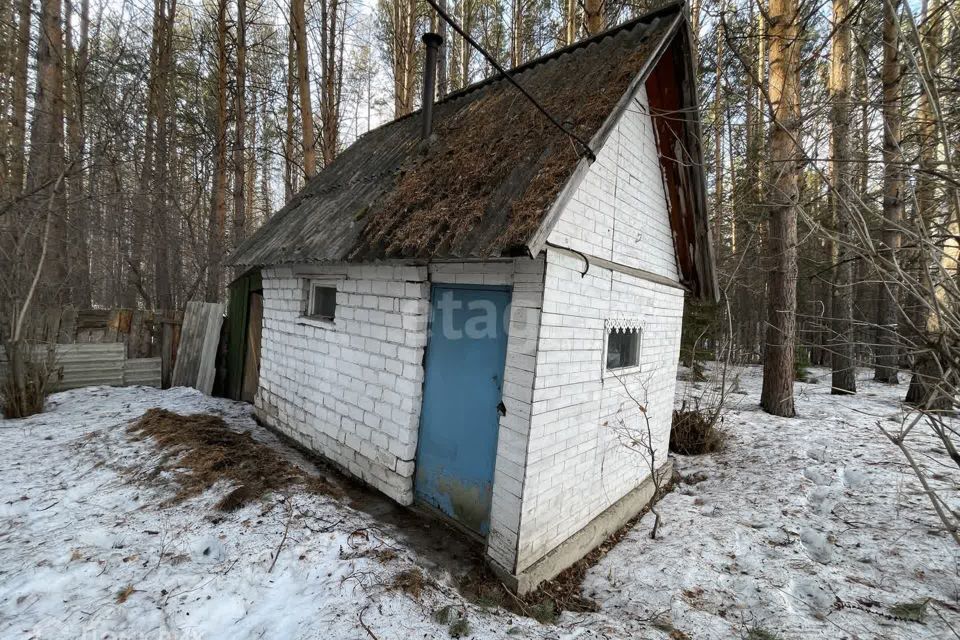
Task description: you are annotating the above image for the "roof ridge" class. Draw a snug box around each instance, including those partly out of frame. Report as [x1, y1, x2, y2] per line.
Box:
[353, 1, 685, 141]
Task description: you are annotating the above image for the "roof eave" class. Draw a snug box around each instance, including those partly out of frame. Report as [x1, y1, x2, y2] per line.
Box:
[676, 17, 720, 302]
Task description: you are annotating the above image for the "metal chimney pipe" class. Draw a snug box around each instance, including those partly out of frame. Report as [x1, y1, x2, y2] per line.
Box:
[420, 32, 444, 140]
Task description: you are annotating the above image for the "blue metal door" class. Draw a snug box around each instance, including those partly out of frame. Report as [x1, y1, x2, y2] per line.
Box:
[415, 284, 511, 536]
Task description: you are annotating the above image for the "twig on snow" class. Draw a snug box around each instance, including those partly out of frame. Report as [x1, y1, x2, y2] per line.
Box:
[268, 499, 294, 573]
[877, 421, 960, 545]
[358, 603, 380, 640]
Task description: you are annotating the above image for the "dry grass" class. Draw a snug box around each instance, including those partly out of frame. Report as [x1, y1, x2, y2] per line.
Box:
[391, 568, 429, 599]
[670, 409, 725, 455]
[127, 408, 340, 511]
[115, 584, 136, 604]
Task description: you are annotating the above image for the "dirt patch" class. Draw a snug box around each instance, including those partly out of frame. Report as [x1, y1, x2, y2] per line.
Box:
[128, 408, 340, 511]
[456, 479, 674, 624]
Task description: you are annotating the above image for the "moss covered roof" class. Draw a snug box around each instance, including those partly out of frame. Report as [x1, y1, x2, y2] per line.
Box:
[230, 4, 683, 267]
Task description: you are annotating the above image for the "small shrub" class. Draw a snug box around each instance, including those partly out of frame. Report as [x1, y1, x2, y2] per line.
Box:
[888, 599, 928, 622]
[670, 408, 725, 455]
[2, 341, 59, 418]
[746, 627, 781, 640]
[690, 361, 707, 382]
[527, 598, 557, 624]
[448, 617, 471, 638]
[433, 606, 471, 638]
[432, 605, 456, 625]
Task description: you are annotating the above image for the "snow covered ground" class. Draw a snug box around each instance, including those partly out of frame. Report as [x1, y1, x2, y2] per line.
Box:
[0, 366, 957, 639]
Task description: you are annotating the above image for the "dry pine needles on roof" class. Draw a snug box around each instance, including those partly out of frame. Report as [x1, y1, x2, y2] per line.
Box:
[350, 20, 672, 260]
[128, 408, 340, 511]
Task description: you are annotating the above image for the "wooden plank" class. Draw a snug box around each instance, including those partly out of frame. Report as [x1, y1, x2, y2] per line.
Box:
[58, 306, 77, 344]
[103, 309, 121, 342]
[43, 308, 61, 343]
[196, 305, 225, 395]
[75, 309, 110, 329]
[171, 301, 225, 395]
[116, 309, 134, 340]
[241, 292, 263, 403]
[140, 310, 157, 358]
[128, 310, 144, 358]
[171, 303, 201, 387]
[159, 309, 183, 389]
[76, 327, 105, 343]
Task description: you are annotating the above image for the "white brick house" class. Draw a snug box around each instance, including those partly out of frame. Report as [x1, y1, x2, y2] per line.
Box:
[230, 4, 716, 593]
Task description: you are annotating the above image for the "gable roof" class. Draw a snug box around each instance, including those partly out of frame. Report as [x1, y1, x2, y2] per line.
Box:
[230, 2, 716, 299]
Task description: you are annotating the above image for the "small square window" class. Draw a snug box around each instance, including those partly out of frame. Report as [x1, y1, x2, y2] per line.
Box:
[606, 328, 640, 370]
[307, 283, 337, 320]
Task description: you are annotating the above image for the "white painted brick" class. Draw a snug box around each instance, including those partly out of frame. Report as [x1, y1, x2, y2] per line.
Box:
[514, 87, 685, 574]
[255, 263, 431, 506]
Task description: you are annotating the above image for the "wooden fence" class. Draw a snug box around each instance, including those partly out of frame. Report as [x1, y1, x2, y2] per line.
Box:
[2, 307, 183, 388]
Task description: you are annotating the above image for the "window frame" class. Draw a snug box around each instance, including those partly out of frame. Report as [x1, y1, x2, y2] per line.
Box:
[301, 279, 339, 325]
[602, 318, 643, 379]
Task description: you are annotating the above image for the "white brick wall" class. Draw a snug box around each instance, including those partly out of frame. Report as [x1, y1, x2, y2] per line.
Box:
[512, 83, 685, 572]
[547, 85, 679, 280]
[256, 258, 545, 562]
[514, 251, 683, 571]
[256, 263, 431, 504]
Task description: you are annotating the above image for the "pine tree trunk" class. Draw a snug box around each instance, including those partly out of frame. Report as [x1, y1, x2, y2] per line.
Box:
[319, 0, 339, 166]
[26, 0, 68, 306]
[829, 0, 856, 395]
[246, 90, 257, 226]
[510, 0, 520, 67]
[232, 0, 247, 250]
[760, 0, 800, 417]
[392, 0, 417, 117]
[131, 0, 164, 308]
[875, 0, 902, 384]
[259, 91, 271, 219]
[905, 0, 945, 407]
[205, 0, 228, 303]
[292, 0, 316, 178]
[584, 0, 602, 35]
[285, 21, 297, 203]
[0, 0, 14, 199]
[734, 0, 761, 360]
[9, 0, 30, 197]
[712, 19, 725, 248]
[436, 0, 447, 95]
[152, 0, 175, 310]
[64, 0, 91, 307]
[565, 0, 577, 44]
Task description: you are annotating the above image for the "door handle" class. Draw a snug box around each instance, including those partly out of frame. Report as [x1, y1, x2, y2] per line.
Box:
[497, 401, 506, 417]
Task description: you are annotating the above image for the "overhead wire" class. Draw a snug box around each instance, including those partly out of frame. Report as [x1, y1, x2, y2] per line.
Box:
[422, 0, 597, 161]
